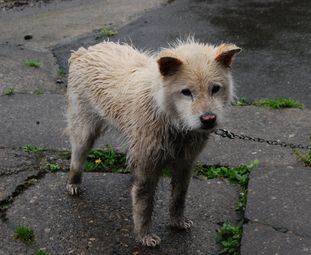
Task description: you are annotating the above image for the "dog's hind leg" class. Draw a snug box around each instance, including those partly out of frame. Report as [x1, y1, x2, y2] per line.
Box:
[66, 99, 103, 195]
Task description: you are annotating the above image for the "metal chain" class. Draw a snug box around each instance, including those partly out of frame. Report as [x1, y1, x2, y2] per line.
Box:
[213, 128, 311, 151]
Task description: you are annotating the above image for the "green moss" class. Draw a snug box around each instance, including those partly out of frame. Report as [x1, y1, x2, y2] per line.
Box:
[253, 98, 304, 109]
[45, 163, 61, 173]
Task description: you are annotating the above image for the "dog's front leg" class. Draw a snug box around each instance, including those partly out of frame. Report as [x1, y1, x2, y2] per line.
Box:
[131, 167, 161, 247]
[169, 160, 194, 229]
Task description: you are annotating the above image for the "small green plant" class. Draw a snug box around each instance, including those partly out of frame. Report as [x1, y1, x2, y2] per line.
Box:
[15, 226, 34, 243]
[195, 160, 259, 187]
[35, 250, 48, 255]
[294, 149, 311, 167]
[58, 68, 65, 78]
[34, 88, 45, 95]
[96, 27, 117, 38]
[45, 163, 61, 173]
[24, 58, 41, 68]
[217, 222, 242, 255]
[253, 98, 304, 109]
[232, 97, 248, 106]
[3, 87, 15, 96]
[84, 146, 127, 172]
[23, 144, 46, 153]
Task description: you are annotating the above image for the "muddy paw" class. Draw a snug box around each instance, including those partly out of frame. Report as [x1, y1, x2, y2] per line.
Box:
[170, 217, 193, 230]
[66, 183, 80, 195]
[140, 233, 161, 247]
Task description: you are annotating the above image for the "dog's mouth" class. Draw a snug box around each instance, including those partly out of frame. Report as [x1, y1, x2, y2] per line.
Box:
[200, 121, 217, 131]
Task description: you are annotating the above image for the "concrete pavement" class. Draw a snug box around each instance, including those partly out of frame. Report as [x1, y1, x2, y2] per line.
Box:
[1, 0, 311, 254]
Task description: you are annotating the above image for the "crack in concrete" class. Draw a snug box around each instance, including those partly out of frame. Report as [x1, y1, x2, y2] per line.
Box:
[0, 170, 46, 222]
[244, 218, 310, 239]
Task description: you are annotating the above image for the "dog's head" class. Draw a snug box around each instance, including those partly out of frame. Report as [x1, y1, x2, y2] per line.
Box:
[155, 40, 241, 131]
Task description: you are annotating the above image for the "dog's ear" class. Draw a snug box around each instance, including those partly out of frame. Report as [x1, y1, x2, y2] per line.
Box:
[215, 44, 241, 68]
[157, 57, 183, 76]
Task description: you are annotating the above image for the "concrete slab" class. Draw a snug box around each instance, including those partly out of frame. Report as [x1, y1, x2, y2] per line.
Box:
[241, 222, 311, 255]
[5, 173, 240, 254]
[0, 0, 166, 48]
[0, 94, 69, 149]
[0, 44, 62, 95]
[245, 165, 311, 238]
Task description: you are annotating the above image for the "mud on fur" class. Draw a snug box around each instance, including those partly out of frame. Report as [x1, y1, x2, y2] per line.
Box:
[66, 38, 241, 247]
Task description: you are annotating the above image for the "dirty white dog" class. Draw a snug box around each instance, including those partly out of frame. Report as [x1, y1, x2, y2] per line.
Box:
[66, 39, 240, 247]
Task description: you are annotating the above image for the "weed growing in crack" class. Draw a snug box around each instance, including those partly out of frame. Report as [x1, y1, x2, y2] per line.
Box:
[24, 58, 41, 68]
[35, 250, 48, 255]
[217, 222, 242, 255]
[194, 160, 259, 187]
[253, 98, 304, 109]
[23, 144, 46, 154]
[15, 226, 34, 243]
[3, 87, 15, 96]
[232, 97, 249, 106]
[34, 88, 45, 95]
[45, 163, 61, 173]
[84, 145, 127, 173]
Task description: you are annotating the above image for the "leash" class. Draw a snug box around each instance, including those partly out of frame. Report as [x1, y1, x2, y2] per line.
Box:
[213, 128, 311, 151]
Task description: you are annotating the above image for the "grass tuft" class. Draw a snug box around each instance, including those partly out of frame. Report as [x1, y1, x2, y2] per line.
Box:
[294, 149, 311, 167]
[15, 226, 34, 243]
[253, 98, 304, 109]
[217, 222, 242, 255]
[3, 87, 15, 96]
[96, 27, 117, 38]
[24, 58, 41, 68]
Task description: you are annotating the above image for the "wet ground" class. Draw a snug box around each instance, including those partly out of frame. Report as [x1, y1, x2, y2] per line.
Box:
[54, 0, 311, 107]
[1, 0, 311, 254]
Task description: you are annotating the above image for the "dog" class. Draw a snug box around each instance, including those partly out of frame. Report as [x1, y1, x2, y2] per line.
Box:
[66, 38, 240, 247]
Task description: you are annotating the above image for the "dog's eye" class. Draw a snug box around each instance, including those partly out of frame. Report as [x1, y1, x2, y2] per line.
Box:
[181, 89, 192, 97]
[211, 84, 221, 95]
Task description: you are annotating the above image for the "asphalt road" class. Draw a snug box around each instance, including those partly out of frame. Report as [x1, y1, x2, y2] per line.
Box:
[53, 0, 311, 107]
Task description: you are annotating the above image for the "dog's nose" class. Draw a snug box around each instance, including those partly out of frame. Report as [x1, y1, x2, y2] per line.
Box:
[200, 112, 217, 128]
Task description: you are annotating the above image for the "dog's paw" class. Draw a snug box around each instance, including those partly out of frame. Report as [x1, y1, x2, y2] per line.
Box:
[66, 183, 80, 195]
[170, 217, 193, 230]
[140, 233, 161, 247]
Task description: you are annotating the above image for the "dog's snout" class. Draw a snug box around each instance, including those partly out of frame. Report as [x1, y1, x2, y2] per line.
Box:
[200, 112, 217, 129]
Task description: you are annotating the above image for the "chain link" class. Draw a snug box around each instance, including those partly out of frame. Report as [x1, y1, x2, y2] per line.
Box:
[213, 128, 311, 150]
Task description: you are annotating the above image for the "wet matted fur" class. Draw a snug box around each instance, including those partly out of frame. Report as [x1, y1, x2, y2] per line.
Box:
[66, 38, 240, 247]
